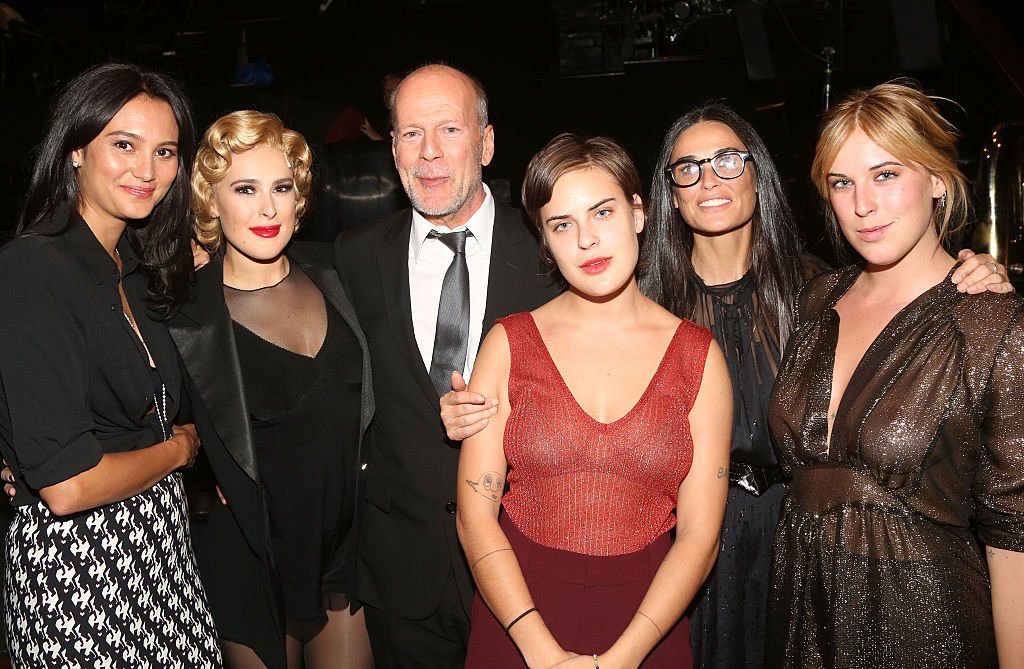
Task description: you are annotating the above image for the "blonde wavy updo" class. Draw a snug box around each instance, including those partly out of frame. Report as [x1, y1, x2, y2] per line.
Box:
[192, 110, 313, 252]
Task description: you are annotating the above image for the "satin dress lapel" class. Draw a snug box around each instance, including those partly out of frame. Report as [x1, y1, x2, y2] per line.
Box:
[168, 260, 260, 483]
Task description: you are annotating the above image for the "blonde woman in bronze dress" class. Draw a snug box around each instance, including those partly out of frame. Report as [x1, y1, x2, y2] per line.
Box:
[768, 81, 1024, 668]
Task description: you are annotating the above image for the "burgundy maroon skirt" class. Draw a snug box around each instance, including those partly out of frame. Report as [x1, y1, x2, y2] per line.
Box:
[465, 513, 692, 668]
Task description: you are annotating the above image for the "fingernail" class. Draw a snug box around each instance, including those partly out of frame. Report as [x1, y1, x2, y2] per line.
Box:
[481, 418, 489, 427]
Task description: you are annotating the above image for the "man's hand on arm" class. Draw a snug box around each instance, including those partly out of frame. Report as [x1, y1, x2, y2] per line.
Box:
[440, 371, 498, 441]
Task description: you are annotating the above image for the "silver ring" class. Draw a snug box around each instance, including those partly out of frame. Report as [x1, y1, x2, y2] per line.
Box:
[990, 262, 1000, 274]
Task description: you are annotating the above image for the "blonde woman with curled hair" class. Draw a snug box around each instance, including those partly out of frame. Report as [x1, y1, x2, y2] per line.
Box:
[169, 110, 374, 669]
[767, 81, 1024, 668]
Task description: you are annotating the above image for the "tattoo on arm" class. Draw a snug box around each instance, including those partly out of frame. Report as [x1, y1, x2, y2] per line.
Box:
[466, 471, 503, 502]
[717, 467, 726, 479]
[987, 547, 997, 558]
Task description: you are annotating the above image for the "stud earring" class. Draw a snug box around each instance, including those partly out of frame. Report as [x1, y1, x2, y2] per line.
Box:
[72, 161, 80, 168]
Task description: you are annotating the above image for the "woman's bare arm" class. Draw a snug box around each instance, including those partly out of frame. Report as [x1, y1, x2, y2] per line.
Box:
[38, 424, 198, 516]
[987, 546, 1024, 665]
[455, 324, 576, 669]
[599, 341, 733, 669]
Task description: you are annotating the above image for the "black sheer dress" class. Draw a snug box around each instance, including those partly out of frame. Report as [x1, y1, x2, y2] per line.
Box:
[226, 265, 362, 626]
[767, 266, 1024, 668]
[689, 255, 829, 669]
[688, 273, 785, 669]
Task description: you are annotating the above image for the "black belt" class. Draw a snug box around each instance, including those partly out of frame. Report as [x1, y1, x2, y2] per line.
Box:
[729, 461, 786, 496]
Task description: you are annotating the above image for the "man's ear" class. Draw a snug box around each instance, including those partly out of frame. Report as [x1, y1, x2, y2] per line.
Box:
[481, 125, 495, 167]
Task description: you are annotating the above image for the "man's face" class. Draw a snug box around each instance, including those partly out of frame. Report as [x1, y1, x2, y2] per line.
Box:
[391, 67, 495, 228]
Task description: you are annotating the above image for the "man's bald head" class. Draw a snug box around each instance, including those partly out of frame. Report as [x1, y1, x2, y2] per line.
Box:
[389, 64, 489, 136]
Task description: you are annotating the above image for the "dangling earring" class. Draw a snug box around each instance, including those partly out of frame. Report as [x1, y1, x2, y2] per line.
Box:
[938, 192, 947, 209]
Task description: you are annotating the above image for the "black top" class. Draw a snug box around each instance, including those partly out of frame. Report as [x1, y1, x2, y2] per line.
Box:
[232, 276, 362, 622]
[171, 244, 375, 669]
[0, 209, 182, 503]
[693, 273, 780, 468]
[690, 255, 831, 469]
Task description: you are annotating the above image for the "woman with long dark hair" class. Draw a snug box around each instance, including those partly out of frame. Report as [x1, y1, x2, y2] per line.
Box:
[639, 102, 1010, 669]
[638, 104, 816, 669]
[440, 105, 1009, 668]
[0, 62, 221, 666]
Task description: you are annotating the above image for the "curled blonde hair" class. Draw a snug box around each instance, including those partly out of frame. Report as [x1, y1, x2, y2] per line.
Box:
[810, 80, 970, 247]
[192, 110, 313, 252]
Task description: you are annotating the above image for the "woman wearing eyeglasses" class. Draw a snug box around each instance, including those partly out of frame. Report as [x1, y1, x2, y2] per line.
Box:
[639, 103, 1011, 669]
[439, 105, 1009, 668]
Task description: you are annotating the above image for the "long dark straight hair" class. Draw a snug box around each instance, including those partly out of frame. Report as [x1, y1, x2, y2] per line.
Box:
[639, 102, 805, 346]
[19, 62, 197, 319]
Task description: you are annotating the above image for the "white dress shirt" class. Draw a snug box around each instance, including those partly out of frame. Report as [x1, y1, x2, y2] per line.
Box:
[408, 184, 494, 384]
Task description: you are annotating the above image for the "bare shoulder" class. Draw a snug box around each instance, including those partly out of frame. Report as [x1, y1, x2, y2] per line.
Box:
[469, 323, 511, 394]
[480, 321, 510, 349]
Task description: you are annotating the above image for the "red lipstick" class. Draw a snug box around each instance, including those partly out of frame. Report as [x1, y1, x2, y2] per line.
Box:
[580, 257, 611, 275]
[250, 225, 281, 238]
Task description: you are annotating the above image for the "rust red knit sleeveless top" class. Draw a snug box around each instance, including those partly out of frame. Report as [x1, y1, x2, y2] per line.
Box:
[498, 312, 713, 556]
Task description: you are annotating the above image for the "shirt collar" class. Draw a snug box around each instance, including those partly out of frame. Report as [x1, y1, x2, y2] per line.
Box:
[411, 183, 494, 261]
[44, 205, 141, 284]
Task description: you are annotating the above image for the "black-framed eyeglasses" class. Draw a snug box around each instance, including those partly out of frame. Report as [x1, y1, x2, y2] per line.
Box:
[665, 150, 753, 188]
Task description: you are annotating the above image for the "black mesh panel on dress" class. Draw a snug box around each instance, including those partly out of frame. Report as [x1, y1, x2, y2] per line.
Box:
[224, 265, 328, 358]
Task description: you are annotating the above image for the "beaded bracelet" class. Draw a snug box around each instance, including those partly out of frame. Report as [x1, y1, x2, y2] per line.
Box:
[504, 607, 537, 636]
[592, 654, 600, 668]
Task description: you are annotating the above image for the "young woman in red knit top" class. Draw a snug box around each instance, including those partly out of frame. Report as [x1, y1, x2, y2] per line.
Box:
[455, 134, 732, 669]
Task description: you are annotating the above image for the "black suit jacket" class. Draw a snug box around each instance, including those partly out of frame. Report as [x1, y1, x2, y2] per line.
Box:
[169, 242, 374, 669]
[334, 204, 560, 619]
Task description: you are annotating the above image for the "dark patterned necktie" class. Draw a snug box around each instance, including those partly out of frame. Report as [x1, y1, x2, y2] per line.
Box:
[428, 229, 471, 396]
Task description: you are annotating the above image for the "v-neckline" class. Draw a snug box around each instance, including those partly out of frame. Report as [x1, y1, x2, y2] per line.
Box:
[822, 264, 958, 455]
[524, 313, 683, 428]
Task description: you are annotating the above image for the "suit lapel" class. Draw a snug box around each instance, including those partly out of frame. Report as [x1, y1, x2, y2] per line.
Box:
[168, 261, 260, 483]
[377, 217, 439, 404]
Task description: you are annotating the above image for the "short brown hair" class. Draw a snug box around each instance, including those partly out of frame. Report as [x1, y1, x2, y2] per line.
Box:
[521, 133, 643, 273]
[811, 80, 969, 246]
[192, 110, 313, 252]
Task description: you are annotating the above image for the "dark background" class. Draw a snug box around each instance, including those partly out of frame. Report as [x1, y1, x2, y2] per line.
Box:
[2, 0, 1023, 263]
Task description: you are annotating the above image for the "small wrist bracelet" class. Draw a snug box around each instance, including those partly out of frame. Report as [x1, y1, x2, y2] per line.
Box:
[504, 607, 537, 636]
[592, 654, 601, 668]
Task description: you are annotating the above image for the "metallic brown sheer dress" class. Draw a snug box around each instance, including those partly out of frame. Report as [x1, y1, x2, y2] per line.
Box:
[767, 265, 1024, 669]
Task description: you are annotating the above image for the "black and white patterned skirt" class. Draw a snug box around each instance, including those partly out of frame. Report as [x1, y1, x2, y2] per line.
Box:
[4, 472, 222, 668]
